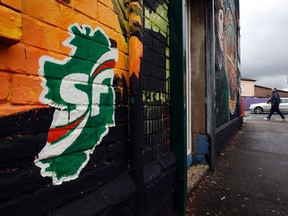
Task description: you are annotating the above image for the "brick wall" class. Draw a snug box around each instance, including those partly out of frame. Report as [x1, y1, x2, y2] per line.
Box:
[142, 1, 176, 215]
[0, 0, 176, 215]
[255, 85, 288, 98]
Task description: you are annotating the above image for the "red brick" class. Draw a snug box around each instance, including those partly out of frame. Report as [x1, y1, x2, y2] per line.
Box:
[22, 16, 63, 53]
[59, 4, 97, 30]
[0, 43, 68, 76]
[11, 74, 42, 105]
[0, 72, 11, 101]
[0, 43, 26, 73]
[117, 51, 128, 71]
[22, 0, 60, 26]
[97, 3, 122, 33]
[0, 104, 46, 117]
[1, 0, 22, 11]
[56, 0, 74, 7]
[0, 5, 22, 45]
[25, 46, 69, 76]
[74, 0, 98, 19]
[98, 0, 114, 9]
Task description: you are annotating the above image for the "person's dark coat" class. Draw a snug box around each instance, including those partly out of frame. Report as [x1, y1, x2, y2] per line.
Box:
[267, 89, 280, 106]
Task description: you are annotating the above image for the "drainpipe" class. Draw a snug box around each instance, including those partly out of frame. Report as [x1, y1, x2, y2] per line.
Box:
[205, 0, 216, 171]
[170, 0, 187, 215]
[129, 1, 144, 215]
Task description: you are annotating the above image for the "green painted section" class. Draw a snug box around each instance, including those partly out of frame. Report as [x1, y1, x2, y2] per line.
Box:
[144, 3, 169, 37]
[169, 1, 187, 215]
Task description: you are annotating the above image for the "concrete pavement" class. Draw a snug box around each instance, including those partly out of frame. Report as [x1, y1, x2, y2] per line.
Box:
[186, 113, 288, 215]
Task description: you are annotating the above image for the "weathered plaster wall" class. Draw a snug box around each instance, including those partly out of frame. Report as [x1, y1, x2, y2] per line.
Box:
[190, 0, 206, 153]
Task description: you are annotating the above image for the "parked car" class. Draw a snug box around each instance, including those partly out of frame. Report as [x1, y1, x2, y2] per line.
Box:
[249, 98, 288, 114]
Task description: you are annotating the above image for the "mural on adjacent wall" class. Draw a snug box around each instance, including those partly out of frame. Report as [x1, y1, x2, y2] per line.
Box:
[143, 0, 170, 161]
[215, 0, 239, 126]
[144, 2, 169, 38]
[113, 0, 170, 162]
[1, 0, 169, 185]
[35, 24, 118, 185]
[225, 7, 237, 113]
[113, 0, 143, 81]
[128, 1, 143, 80]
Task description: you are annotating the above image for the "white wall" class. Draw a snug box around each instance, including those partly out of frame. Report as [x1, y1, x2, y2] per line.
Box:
[241, 80, 255, 97]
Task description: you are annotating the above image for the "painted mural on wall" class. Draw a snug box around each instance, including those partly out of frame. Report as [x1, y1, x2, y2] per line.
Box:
[144, 1, 169, 38]
[112, 0, 169, 81]
[113, 0, 170, 162]
[35, 24, 118, 185]
[0, 1, 173, 214]
[143, 0, 170, 161]
[0, 0, 169, 186]
[215, 0, 239, 126]
[112, 0, 143, 81]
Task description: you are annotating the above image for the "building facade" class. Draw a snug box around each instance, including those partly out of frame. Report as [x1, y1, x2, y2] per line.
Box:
[0, 0, 241, 215]
[241, 77, 288, 98]
[241, 77, 256, 97]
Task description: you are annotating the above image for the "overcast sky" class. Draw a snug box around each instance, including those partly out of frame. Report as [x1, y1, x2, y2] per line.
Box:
[240, 0, 288, 91]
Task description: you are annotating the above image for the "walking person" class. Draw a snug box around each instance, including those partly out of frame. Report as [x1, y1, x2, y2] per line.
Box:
[264, 87, 286, 121]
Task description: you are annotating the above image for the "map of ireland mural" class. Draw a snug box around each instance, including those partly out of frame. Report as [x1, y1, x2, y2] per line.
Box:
[35, 24, 118, 185]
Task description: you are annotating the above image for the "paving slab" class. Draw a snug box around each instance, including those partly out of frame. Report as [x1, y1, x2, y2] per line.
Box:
[186, 115, 288, 216]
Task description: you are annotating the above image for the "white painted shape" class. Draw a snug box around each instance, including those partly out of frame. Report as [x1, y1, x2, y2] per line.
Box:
[60, 73, 89, 105]
[36, 112, 89, 160]
[50, 106, 88, 128]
